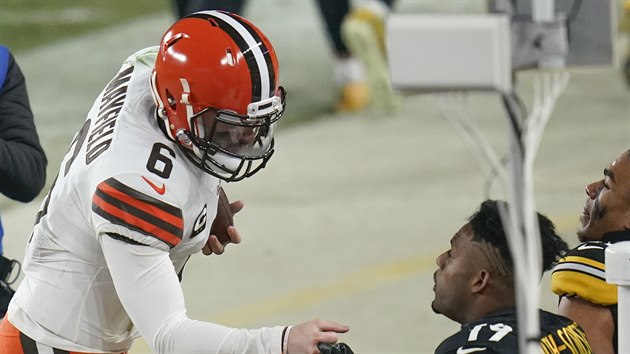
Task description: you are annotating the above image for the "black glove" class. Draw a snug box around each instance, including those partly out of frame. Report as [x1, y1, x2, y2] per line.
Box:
[0, 281, 14, 317]
[317, 342, 355, 354]
[0, 255, 15, 282]
[0, 255, 20, 317]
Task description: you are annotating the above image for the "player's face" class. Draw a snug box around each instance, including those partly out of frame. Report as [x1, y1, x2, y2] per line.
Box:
[578, 151, 630, 242]
[431, 223, 481, 324]
[195, 109, 258, 155]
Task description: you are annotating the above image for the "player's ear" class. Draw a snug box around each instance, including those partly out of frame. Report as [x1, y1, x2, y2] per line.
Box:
[471, 269, 490, 294]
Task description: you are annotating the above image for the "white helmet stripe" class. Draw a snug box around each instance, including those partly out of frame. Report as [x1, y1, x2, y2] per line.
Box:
[203, 10, 272, 101]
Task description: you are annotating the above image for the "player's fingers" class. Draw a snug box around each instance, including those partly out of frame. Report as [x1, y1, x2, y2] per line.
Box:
[201, 244, 213, 255]
[316, 333, 341, 349]
[315, 320, 350, 334]
[230, 200, 245, 214]
[206, 235, 225, 255]
[227, 226, 242, 244]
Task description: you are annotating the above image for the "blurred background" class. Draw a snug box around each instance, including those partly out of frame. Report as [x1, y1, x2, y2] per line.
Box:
[0, 0, 492, 198]
[1, 1, 630, 353]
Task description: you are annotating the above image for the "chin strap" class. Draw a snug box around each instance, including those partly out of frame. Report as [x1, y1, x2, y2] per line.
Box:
[149, 71, 167, 119]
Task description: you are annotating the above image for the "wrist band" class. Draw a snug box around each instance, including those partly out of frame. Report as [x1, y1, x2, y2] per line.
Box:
[282, 325, 293, 354]
[281, 326, 288, 354]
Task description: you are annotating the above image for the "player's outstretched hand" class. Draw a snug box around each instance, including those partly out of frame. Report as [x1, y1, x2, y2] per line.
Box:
[288, 320, 349, 354]
[202, 191, 245, 255]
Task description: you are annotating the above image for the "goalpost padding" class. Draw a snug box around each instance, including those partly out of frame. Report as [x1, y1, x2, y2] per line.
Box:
[386, 14, 512, 93]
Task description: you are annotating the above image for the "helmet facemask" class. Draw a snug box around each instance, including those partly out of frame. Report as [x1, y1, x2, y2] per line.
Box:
[173, 86, 285, 182]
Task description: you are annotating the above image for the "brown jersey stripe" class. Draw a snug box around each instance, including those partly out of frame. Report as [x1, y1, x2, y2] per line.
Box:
[94, 183, 183, 235]
[96, 181, 183, 228]
[92, 178, 183, 247]
[93, 194, 181, 248]
[103, 178, 181, 216]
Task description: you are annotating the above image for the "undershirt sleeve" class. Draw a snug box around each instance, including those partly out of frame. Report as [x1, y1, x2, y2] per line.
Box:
[100, 234, 284, 354]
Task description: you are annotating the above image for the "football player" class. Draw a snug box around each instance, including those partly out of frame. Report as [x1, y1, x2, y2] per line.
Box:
[551, 149, 630, 354]
[433, 200, 592, 354]
[315, 0, 398, 112]
[0, 11, 348, 354]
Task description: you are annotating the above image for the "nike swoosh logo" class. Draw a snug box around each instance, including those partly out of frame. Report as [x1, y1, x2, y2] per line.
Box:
[142, 176, 165, 195]
[577, 243, 604, 251]
[457, 347, 487, 354]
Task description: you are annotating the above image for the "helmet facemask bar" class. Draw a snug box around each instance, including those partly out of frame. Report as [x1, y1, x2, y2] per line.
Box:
[179, 87, 286, 182]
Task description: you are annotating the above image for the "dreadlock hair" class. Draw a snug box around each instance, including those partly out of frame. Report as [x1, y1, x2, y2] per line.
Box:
[468, 199, 568, 278]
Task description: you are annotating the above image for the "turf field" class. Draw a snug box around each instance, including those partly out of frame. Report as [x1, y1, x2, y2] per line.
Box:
[0, 0, 169, 53]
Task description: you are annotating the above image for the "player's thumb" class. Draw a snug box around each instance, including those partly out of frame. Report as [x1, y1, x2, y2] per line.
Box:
[230, 200, 245, 214]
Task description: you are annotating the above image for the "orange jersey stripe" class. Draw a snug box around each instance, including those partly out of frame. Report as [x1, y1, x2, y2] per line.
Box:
[93, 193, 182, 247]
[92, 178, 184, 247]
[98, 181, 183, 229]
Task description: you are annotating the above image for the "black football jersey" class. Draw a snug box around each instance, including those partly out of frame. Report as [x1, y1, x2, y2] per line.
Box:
[551, 230, 630, 354]
[434, 309, 592, 354]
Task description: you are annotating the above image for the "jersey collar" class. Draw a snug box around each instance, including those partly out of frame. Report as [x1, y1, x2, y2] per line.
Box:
[602, 230, 630, 244]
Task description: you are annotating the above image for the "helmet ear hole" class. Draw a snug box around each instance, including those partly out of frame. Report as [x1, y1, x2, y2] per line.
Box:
[166, 91, 177, 109]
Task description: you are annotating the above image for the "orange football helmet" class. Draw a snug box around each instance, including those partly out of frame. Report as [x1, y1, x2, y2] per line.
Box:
[150, 10, 285, 181]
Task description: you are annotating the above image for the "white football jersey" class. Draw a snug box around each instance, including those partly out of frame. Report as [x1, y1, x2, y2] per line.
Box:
[8, 47, 228, 352]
